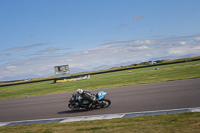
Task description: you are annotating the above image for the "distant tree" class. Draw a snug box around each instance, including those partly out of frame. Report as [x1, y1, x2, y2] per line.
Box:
[155, 60, 165, 63]
[138, 62, 149, 66]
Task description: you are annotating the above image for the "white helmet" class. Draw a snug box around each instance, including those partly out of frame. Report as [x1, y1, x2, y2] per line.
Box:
[76, 88, 83, 95]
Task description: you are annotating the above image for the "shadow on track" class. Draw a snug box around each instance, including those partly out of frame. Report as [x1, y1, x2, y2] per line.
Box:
[57, 108, 102, 114]
[57, 109, 86, 114]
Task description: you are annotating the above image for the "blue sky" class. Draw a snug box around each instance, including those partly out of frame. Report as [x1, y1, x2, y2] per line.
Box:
[0, 0, 200, 81]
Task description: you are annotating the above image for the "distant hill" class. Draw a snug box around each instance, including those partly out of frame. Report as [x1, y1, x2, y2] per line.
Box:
[92, 65, 112, 71]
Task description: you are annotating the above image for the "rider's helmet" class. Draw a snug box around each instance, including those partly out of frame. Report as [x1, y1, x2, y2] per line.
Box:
[76, 88, 83, 95]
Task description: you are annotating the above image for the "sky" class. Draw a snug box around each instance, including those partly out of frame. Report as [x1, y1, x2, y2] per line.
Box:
[0, 0, 200, 81]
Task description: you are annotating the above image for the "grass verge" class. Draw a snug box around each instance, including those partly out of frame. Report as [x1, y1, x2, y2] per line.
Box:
[0, 112, 200, 133]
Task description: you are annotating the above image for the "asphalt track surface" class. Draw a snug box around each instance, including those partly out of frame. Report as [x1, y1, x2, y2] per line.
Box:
[0, 78, 200, 123]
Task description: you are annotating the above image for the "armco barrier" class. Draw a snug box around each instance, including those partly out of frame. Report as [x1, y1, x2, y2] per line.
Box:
[1, 58, 200, 87]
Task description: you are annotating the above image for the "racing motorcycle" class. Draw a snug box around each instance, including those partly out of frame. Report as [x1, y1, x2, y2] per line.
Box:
[68, 91, 111, 110]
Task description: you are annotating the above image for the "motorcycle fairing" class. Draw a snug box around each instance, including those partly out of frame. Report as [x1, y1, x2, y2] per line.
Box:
[97, 91, 106, 100]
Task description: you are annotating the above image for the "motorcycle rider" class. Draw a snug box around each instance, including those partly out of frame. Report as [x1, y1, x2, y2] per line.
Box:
[76, 88, 97, 110]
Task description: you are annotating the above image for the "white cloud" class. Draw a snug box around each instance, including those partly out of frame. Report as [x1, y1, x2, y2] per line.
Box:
[129, 40, 155, 46]
[135, 46, 149, 50]
[28, 69, 34, 72]
[82, 50, 89, 54]
[1, 35, 200, 81]
[146, 54, 152, 57]
[64, 59, 73, 62]
[3, 43, 46, 51]
[169, 45, 200, 55]
[194, 37, 200, 42]
[133, 15, 144, 20]
[169, 47, 185, 55]
[6, 66, 17, 69]
[120, 23, 128, 27]
[194, 45, 200, 50]
[180, 42, 186, 45]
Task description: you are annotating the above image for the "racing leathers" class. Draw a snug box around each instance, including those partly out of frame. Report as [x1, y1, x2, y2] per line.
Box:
[79, 91, 97, 109]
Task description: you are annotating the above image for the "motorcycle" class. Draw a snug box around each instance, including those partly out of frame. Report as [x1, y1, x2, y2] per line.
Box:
[68, 91, 111, 110]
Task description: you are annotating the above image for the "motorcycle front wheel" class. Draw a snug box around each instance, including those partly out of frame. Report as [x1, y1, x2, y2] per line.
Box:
[100, 97, 111, 108]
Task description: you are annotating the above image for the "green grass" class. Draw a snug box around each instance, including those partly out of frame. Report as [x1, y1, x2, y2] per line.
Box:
[0, 112, 200, 133]
[0, 60, 200, 99]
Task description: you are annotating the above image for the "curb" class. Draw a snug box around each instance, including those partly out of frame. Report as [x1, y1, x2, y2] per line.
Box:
[1, 107, 200, 127]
